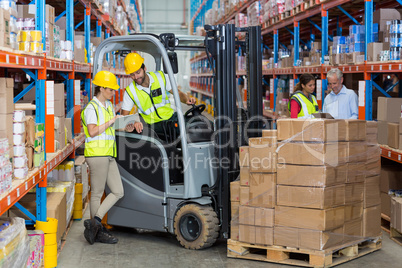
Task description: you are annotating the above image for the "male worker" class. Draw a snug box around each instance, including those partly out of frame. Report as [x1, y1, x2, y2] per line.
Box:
[121, 52, 196, 135]
[323, 68, 358, 119]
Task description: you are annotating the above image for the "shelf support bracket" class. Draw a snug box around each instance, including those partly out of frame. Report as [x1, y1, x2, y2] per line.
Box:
[14, 81, 35, 103]
[75, 20, 84, 30]
[372, 81, 392, 98]
[337, 6, 361, 25]
[14, 202, 37, 222]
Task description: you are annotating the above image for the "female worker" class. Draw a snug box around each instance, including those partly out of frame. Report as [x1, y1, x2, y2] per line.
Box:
[81, 71, 138, 244]
[288, 73, 319, 118]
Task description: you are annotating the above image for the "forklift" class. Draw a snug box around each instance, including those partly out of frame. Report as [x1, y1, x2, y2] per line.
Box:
[91, 24, 264, 249]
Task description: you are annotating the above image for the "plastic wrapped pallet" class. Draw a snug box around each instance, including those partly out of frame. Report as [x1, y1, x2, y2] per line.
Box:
[0, 217, 30, 267]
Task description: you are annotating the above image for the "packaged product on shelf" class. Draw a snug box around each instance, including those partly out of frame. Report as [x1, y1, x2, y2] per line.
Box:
[30, 42, 42, 53]
[27, 230, 44, 268]
[0, 217, 30, 267]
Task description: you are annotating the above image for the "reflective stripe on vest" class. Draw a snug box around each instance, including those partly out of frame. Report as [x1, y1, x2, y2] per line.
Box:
[81, 100, 116, 157]
[125, 71, 173, 124]
[290, 93, 319, 119]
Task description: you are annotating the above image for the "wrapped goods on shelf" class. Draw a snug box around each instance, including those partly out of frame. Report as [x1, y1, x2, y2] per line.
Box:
[0, 138, 12, 194]
[0, 217, 30, 268]
[246, 1, 261, 27]
[27, 230, 44, 268]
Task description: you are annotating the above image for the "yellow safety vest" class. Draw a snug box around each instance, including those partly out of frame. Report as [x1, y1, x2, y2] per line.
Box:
[81, 100, 116, 157]
[288, 92, 319, 119]
[125, 71, 174, 124]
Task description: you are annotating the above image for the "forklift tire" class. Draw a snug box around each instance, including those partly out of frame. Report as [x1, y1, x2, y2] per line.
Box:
[174, 203, 219, 250]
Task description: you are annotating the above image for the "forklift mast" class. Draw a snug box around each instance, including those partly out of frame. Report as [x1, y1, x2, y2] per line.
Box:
[205, 24, 263, 238]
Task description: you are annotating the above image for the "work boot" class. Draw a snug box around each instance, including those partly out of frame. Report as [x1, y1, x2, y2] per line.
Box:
[95, 226, 119, 244]
[83, 219, 101, 245]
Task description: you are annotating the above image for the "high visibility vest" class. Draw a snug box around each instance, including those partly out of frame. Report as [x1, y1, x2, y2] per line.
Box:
[288, 92, 319, 119]
[81, 100, 116, 157]
[125, 71, 174, 124]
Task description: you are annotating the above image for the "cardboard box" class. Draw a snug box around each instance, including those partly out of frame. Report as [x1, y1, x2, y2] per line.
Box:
[367, 43, 383, 61]
[274, 206, 344, 231]
[391, 196, 402, 233]
[54, 100, 65, 117]
[345, 202, 363, 222]
[380, 165, 402, 193]
[249, 173, 276, 208]
[255, 227, 274, 245]
[274, 226, 344, 250]
[346, 52, 365, 64]
[345, 120, 366, 141]
[346, 162, 366, 183]
[347, 142, 367, 163]
[262, 129, 277, 137]
[366, 145, 381, 164]
[230, 180, 240, 202]
[277, 141, 347, 166]
[400, 134, 402, 150]
[388, 122, 400, 149]
[65, 118, 73, 143]
[239, 225, 255, 244]
[240, 186, 250, 206]
[239, 146, 249, 167]
[240, 167, 249, 186]
[276, 185, 345, 209]
[0, 90, 13, 114]
[249, 137, 277, 173]
[231, 201, 239, 221]
[373, 8, 401, 32]
[255, 207, 274, 227]
[363, 205, 381, 237]
[344, 218, 363, 242]
[54, 83, 65, 101]
[230, 220, 239, 241]
[0, 113, 13, 144]
[381, 192, 391, 216]
[366, 158, 381, 177]
[9, 192, 67, 246]
[364, 175, 381, 208]
[366, 121, 378, 135]
[400, 117, 402, 134]
[378, 97, 402, 123]
[277, 119, 347, 142]
[377, 120, 388, 145]
[345, 182, 364, 204]
[276, 164, 345, 187]
[239, 206, 254, 225]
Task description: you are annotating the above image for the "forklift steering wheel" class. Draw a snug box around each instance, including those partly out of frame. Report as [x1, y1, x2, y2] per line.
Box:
[184, 104, 206, 119]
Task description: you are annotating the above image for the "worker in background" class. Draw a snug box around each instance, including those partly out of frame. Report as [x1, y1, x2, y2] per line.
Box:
[81, 71, 126, 245]
[288, 73, 318, 118]
[121, 52, 196, 136]
[323, 68, 358, 119]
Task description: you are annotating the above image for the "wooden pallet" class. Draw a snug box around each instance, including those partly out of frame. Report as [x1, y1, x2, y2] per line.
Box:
[292, 4, 303, 16]
[381, 213, 390, 234]
[390, 227, 402, 246]
[227, 237, 381, 267]
[271, 16, 280, 24]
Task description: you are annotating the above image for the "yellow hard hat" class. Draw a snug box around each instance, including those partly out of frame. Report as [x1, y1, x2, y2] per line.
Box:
[124, 52, 144, 74]
[92, 71, 119, 90]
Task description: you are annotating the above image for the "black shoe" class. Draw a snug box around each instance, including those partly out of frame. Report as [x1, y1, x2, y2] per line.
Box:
[83, 219, 101, 245]
[95, 227, 119, 244]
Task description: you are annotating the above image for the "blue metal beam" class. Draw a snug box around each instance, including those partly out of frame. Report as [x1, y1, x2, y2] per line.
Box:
[269, 33, 287, 50]
[308, 18, 322, 32]
[337, 6, 361, 25]
[22, 69, 37, 80]
[294, 21, 299, 67]
[59, 73, 69, 80]
[14, 82, 35, 103]
[385, 81, 399, 93]
[85, 6, 91, 64]
[365, 0, 373, 61]
[322, 10, 329, 64]
[75, 20, 84, 30]
[15, 202, 37, 221]
[396, 0, 402, 6]
[373, 81, 392, 98]
[55, 10, 66, 22]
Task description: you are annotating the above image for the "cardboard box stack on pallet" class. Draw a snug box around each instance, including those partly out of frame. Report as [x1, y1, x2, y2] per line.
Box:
[377, 97, 402, 149]
[230, 119, 381, 251]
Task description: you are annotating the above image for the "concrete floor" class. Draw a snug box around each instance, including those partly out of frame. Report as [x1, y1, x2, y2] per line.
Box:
[58, 208, 402, 268]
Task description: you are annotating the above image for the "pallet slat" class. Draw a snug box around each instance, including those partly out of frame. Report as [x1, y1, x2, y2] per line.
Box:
[227, 237, 381, 267]
[390, 227, 402, 246]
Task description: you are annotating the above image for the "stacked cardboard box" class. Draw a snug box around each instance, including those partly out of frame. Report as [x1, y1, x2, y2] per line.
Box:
[380, 165, 402, 217]
[0, 78, 14, 149]
[377, 97, 402, 148]
[391, 196, 402, 234]
[274, 119, 380, 250]
[0, 8, 11, 48]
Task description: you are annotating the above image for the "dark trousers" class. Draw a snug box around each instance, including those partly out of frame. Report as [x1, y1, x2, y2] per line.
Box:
[148, 113, 179, 141]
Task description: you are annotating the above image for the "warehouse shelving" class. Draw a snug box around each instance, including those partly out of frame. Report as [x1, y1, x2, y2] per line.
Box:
[380, 146, 402, 164]
[0, 0, 135, 227]
[190, 0, 402, 121]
